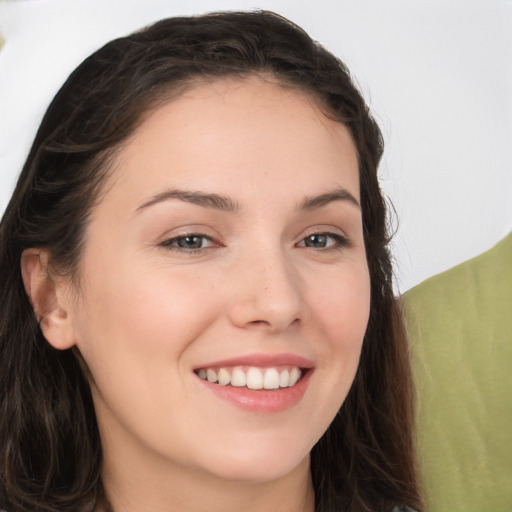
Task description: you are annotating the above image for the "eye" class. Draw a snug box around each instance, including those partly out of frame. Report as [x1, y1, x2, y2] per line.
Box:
[297, 233, 350, 250]
[160, 234, 216, 252]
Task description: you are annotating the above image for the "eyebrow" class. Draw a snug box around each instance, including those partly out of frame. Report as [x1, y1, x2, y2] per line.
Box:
[298, 188, 360, 211]
[136, 186, 360, 214]
[136, 189, 241, 213]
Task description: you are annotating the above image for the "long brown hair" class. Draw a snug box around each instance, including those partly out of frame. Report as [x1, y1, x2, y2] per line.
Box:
[0, 11, 422, 512]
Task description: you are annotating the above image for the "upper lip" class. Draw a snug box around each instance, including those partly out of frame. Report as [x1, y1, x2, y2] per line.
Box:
[194, 353, 315, 369]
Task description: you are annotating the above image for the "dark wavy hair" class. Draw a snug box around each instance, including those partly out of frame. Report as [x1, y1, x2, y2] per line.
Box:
[0, 10, 422, 512]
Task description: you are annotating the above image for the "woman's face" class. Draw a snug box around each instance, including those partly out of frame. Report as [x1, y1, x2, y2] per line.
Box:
[65, 77, 370, 483]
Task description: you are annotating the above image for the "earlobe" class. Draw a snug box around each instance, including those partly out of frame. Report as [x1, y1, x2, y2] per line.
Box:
[21, 249, 76, 350]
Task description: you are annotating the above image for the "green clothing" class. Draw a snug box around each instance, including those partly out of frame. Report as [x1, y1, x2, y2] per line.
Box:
[403, 233, 512, 512]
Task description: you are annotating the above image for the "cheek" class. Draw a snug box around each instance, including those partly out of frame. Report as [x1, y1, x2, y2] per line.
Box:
[309, 261, 370, 398]
[313, 261, 371, 346]
[72, 260, 224, 383]
[291, 261, 370, 451]
[70, 263, 226, 444]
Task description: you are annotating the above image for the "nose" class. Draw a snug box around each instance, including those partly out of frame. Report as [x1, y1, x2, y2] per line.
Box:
[226, 247, 305, 333]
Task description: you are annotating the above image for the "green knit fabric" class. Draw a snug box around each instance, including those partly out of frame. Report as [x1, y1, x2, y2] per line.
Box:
[403, 233, 512, 511]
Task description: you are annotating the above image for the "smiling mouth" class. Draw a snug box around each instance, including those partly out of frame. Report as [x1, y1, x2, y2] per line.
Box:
[194, 366, 305, 390]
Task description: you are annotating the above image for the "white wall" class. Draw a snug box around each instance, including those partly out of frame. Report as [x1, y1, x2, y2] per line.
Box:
[1, 0, 511, 292]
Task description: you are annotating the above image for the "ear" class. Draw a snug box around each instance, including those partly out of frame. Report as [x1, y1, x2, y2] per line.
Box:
[21, 249, 76, 350]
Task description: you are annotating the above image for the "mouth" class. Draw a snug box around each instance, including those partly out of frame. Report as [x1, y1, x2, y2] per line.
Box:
[193, 354, 314, 413]
[194, 365, 306, 390]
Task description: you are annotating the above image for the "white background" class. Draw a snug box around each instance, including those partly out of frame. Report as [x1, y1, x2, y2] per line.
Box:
[0, 0, 511, 292]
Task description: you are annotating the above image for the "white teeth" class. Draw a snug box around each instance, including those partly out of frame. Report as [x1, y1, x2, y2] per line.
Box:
[246, 367, 264, 390]
[289, 367, 301, 386]
[197, 366, 304, 389]
[217, 368, 230, 386]
[279, 369, 290, 388]
[263, 368, 280, 389]
[231, 368, 247, 387]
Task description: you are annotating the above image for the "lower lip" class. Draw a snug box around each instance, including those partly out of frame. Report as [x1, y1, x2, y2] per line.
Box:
[196, 370, 313, 414]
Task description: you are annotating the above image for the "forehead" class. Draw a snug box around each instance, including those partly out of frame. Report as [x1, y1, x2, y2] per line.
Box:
[103, 76, 359, 210]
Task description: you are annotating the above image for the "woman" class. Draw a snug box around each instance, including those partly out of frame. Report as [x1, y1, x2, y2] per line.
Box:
[0, 11, 422, 512]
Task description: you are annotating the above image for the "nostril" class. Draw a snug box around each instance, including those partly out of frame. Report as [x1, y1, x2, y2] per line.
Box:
[249, 319, 269, 326]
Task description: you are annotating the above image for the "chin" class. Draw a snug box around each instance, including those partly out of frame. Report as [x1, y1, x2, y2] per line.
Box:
[197, 439, 311, 484]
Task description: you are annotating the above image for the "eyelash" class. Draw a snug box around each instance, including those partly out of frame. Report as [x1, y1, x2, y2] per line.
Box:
[159, 231, 351, 253]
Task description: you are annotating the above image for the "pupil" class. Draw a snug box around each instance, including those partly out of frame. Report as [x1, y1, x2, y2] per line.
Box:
[306, 234, 327, 248]
[178, 236, 202, 248]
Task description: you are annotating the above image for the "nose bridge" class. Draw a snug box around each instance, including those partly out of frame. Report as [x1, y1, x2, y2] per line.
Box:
[227, 240, 303, 331]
